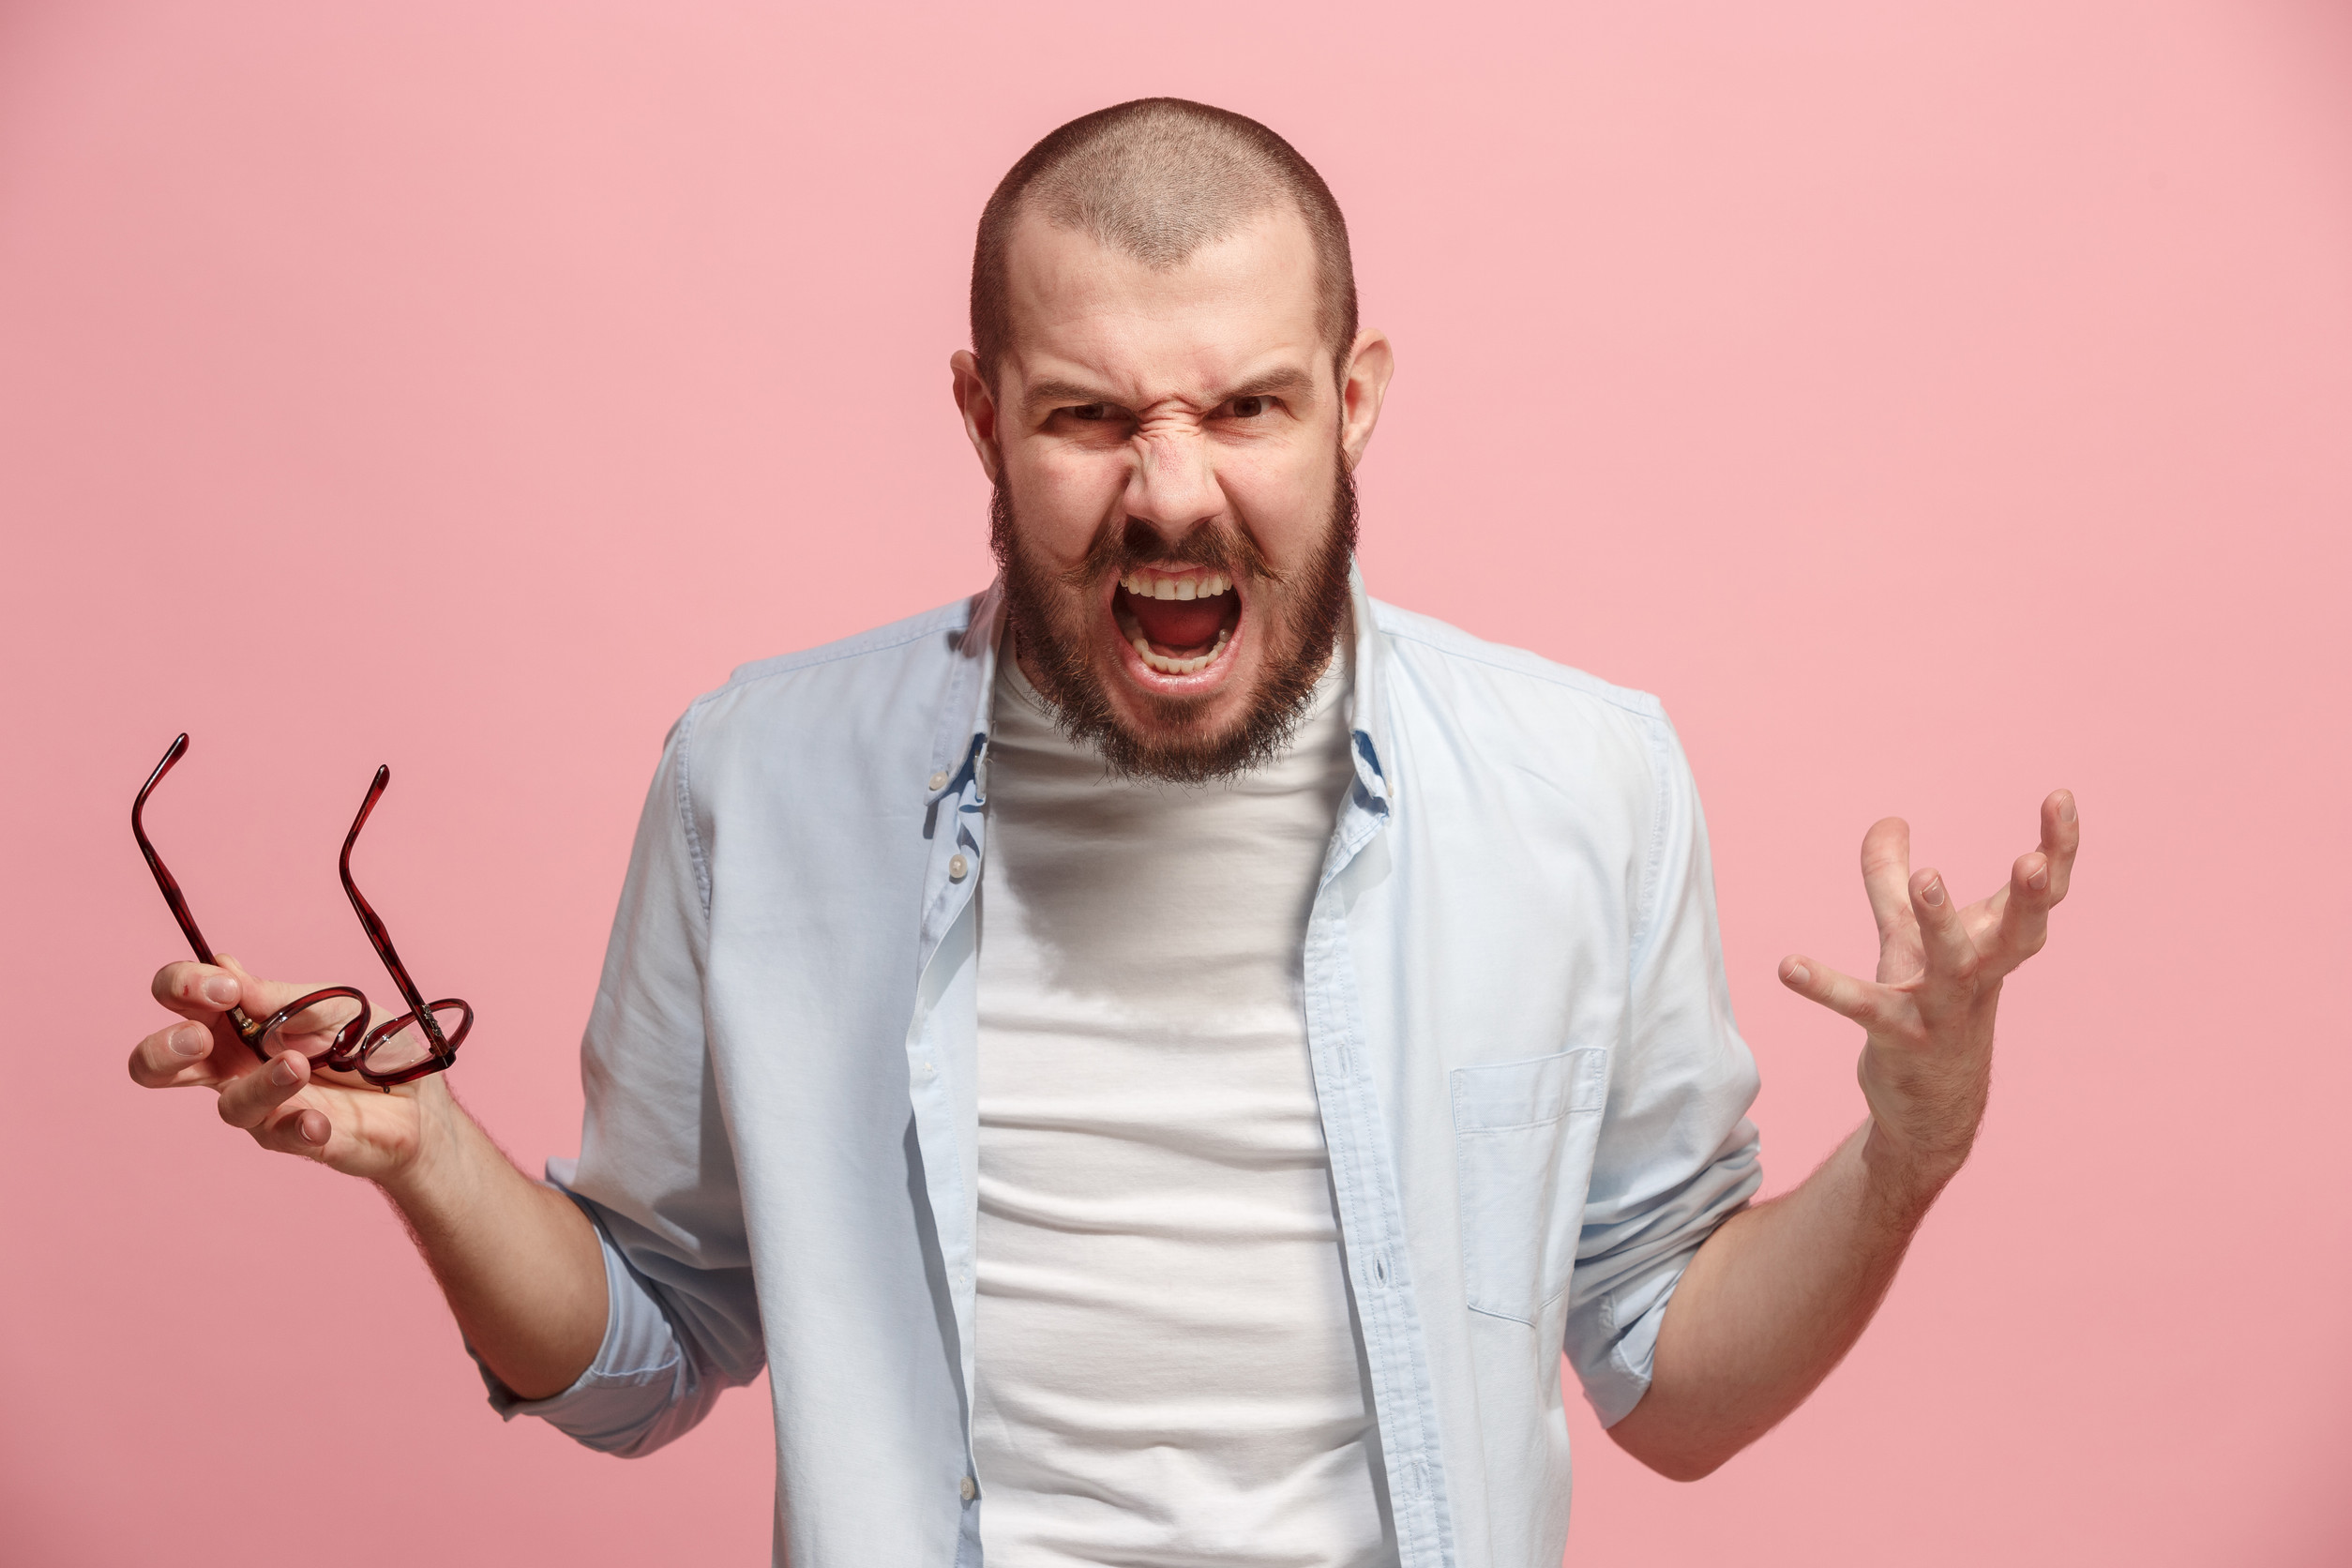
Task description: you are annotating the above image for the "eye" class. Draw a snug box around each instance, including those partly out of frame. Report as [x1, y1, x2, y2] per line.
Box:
[1065, 403, 1111, 421]
[1226, 395, 1275, 419]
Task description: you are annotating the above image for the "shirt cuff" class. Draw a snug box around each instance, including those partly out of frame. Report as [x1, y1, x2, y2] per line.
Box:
[468, 1161, 695, 1451]
[1581, 1248, 1694, 1428]
[1569, 1144, 1763, 1428]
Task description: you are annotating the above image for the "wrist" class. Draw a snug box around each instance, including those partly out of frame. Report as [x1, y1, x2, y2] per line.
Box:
[1857, 1118, 1967, 1230]
[374, 1078, 486, 1217]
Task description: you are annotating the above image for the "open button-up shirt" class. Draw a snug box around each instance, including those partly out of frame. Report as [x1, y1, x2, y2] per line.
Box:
[494, 566, 1763, 1568]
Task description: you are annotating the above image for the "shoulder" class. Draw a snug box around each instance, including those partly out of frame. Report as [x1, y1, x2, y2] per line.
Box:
[651, 591, 990, 832]
[1364, 599, 1710, 966]
[677, 593, 983, 742]
[717, 595, 981, 698]
[1369, 597, 1675, 760]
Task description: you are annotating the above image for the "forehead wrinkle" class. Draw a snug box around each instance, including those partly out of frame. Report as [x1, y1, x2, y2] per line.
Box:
[1003, 211, 1320, 355]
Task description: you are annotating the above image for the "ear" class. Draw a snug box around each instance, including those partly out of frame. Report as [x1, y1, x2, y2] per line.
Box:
[1336, 328, 1395, 474]
[949, 350, 1003, 485]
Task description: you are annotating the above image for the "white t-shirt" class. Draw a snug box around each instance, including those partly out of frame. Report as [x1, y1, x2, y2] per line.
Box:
[972, 641, 1395, 1566]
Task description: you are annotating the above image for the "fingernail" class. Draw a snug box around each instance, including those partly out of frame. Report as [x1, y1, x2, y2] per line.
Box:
[202, 977, 238, 1005]
[2028, 864, 2050, 892]
[169, 1026, 207, 1058]
[1922, 877, 1946, 907]
[299, 1112, 329, 1146]
[2058, 793, 2077, 824]
[269, 1055, 301, 1088]
[1785, 962, 1811, 985]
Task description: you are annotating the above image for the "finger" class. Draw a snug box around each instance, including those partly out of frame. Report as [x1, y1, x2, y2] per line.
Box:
[1982, 850, 2055, 979]
[1909, 867, 1981, 994]
[1780, 954, 1900, 1031]
[216, 1049, 311, 1132]
[128, 1020, 223, 1089]
[1859, 818, 1914, 942]
[212, 955, 338, 1027]
[151, 960, 244, 1023]
[253, 1101, 335, 1162]
[2039, 791, 2080, 902]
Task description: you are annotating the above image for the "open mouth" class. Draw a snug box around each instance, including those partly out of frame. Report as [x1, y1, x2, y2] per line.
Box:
[1110, 567, 1244, 676]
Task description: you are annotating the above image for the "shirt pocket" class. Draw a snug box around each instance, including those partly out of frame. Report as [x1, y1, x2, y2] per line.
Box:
[1451, 1048, 1608, 1325]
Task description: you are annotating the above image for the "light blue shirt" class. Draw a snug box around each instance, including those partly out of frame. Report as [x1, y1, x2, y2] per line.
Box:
[494, 566, 1762, 1567]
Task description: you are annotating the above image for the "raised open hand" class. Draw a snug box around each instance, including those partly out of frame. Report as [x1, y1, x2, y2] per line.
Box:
[128, 955, 445, 1184]
[1778, 791, 2080, 1196]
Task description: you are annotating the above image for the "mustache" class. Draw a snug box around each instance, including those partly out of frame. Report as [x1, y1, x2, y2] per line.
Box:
[1055, 514, 1285, 594]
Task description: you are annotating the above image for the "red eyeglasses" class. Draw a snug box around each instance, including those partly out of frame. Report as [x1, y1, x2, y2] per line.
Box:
[131, 733, 473, 1088]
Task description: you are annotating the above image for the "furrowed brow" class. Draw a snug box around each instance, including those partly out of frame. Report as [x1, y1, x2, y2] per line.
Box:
[1025, 380, 1126, 416]
[1217, 368, 1318, 404]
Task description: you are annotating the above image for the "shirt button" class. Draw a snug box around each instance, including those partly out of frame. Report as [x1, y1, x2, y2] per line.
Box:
[959, 1476, 976, 1502]
[927, 770, 949, 792]
[948, 853, 970, 881]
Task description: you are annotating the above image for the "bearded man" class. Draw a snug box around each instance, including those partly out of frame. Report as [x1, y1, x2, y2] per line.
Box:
[130, 99, 2078, 1566]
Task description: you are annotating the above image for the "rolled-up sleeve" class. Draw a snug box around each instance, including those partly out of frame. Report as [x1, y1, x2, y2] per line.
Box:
[479, 705, 766, 1455]
[1562, 716, 1763, 1426]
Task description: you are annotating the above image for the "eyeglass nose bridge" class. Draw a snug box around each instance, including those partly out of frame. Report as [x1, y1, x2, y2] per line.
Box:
[254, 986, 373, 1070]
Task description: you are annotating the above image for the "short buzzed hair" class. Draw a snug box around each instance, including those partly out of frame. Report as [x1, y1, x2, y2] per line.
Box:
[971, 98, 1359, 389]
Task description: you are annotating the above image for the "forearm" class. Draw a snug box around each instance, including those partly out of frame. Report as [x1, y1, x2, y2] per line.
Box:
[379, 1085, 609, 1401]
[1607, 1119, 1944, 1479]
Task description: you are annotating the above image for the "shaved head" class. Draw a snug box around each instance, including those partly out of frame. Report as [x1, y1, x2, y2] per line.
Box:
[971, 98, 1358, 387]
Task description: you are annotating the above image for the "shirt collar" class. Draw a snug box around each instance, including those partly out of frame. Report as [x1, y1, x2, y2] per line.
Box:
[1341, 559, 1394, 811]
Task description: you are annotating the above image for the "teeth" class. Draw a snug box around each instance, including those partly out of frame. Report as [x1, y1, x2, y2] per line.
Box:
[1119, 571, 1230, 598]
[1132, 627, 1231, 675]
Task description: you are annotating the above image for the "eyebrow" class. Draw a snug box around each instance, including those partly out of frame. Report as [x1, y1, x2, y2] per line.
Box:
[1022, 366, 1321, 418]
[1024, 379, 1123, 415]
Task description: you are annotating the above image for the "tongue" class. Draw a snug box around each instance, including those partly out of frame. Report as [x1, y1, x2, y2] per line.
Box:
[1124, 590, 1229, 654]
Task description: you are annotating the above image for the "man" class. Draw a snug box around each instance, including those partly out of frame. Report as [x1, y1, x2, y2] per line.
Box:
[130, 99, 2077, 1565]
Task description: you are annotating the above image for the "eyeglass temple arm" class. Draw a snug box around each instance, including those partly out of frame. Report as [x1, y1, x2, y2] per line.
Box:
[339, 765, 440, 1041]
[133, 733, 265, 1047]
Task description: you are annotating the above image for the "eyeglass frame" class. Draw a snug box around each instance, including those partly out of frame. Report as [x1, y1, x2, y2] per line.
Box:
[131, 733, 473, 1089]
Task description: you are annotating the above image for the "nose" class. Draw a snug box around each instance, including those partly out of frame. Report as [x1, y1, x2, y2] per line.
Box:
[1121, 427, 1222, 546]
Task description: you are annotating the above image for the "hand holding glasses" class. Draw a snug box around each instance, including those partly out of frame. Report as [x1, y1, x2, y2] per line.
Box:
[132, 733, 473, 1088]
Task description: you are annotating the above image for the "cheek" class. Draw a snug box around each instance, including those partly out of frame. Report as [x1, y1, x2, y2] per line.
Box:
[1010, 446, 1125, 564]
[1221, 442, 1337, 569]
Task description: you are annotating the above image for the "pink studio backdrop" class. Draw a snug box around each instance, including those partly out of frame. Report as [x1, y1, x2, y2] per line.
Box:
[3, 3, 2347, 1563]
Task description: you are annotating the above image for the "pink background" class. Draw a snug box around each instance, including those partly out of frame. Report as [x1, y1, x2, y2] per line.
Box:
[4, 2, 2347, 1563]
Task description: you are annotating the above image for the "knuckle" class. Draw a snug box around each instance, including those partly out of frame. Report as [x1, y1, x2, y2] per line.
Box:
[259, 1112, 318, 1162]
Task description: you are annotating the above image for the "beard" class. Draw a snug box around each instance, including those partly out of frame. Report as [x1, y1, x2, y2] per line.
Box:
[989, 458, 1359, 785]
